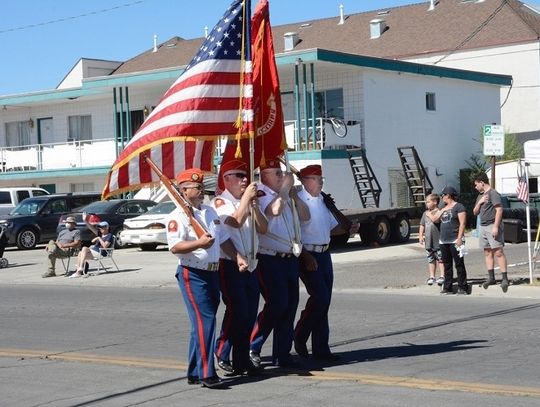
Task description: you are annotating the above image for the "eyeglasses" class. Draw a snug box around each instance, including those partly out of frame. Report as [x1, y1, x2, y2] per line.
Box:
[225, 172, 247, 179]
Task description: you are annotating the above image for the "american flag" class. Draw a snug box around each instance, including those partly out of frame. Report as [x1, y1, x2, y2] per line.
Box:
[103, 0, 252, 199]
[516, 175, 529, 203]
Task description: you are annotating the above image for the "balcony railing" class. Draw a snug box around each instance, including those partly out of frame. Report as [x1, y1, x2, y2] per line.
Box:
[0, 139, 118, 172]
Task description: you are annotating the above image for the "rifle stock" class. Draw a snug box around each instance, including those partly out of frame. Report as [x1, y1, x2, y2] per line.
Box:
[143, 156, 209, 239]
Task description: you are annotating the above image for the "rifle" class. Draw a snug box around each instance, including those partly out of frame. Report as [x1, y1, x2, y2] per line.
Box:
[143, 155, 209, 239]
[278, 157, 352, 234]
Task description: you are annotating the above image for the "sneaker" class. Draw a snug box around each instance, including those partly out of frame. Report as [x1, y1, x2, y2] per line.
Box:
[427, 277, 435, 286]
[501, 279, 509, 293]
[436, 277, 445, 286]
[69, 271, 82, 278]
[41, 270, 56, 278]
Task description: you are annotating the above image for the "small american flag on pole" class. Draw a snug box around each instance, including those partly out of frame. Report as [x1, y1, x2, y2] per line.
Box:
[516, 175, 529, 203]
[102, 0, 252, 199]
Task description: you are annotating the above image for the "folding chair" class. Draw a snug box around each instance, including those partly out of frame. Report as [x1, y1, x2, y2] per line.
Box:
[60, 247, 80, 275]
[88, 237, 120, 275]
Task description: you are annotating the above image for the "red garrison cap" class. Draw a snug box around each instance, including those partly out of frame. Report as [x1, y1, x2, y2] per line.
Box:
[299, 164, 322, 178]
[175, 168, 204, 184]
[259, 159, 281, 170]
[218, 160, 249, 191]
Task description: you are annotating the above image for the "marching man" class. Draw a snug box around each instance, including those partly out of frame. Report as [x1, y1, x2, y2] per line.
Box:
[166, 168, 247, 389]
[212, 160, 268, 375]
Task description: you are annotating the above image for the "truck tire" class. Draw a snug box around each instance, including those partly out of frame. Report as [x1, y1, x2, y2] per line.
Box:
[374, 216, 391, 245]
[390, 215, 411, 243]
[16, 227, 39, 250]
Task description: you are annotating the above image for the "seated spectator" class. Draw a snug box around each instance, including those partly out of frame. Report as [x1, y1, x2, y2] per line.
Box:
[43, 216, 81, 278]
[70, 220, 113, 278]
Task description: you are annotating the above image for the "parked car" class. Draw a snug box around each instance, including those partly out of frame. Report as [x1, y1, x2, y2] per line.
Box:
[58, 199, 157, 248]
[120, 201, 176, 251]
[0, 193, 101, 249]
[0, 187, 50, 216]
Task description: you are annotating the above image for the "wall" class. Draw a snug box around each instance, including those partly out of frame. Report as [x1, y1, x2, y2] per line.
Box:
[405, 42, 540, 135]
[362, 69, 502, 208]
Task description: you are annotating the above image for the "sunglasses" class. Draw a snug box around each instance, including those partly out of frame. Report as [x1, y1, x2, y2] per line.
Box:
[225, 172, 247, 179]
[183, 185, 204, 191]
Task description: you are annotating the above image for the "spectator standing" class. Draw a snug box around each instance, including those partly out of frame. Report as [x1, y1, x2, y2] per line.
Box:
[429, 186, 471, 295]
[418, 194, 445, 286]
[473, 173, 509, 292]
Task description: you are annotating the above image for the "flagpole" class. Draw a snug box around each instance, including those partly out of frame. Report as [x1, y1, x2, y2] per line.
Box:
[524, 161, 533, 284]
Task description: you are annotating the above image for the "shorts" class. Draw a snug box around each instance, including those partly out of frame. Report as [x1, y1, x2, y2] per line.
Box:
[90, 248, 105, 259]
[425, 248, 442, 264]
[479, 224, 504, 249]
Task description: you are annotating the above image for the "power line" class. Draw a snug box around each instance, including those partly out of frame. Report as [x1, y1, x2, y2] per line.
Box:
[0, 0, 147, 35]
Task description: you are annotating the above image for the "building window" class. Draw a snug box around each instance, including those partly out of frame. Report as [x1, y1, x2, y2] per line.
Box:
[308, 88, 344, 119]
[70, 182, 95, 192]
[68, 115, 92, 142]
[425, 92, 436, 111]
[5, 121, 32, 148]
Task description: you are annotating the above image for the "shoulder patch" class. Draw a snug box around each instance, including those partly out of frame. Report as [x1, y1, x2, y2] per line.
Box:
[168, 220, 178, 232]
[214, 198, 225, 208]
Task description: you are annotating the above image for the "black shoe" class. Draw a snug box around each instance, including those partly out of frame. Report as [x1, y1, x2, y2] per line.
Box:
[440, 289, 454, 295]
[482, 279, 496, 289]
[313, 352, 340, 362]
[249, 350, 261, 368]
[294, 339, 309, 357]
[456, 288, 469, 295]
[501, 279, 509, 293]
[273, 355, 297, 368]
[187, 376, 200, 385]
[217, 359, 234, 373]
[201, 375, 227, 389]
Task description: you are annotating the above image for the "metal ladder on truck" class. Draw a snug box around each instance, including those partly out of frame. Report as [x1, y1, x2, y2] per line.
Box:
[346, 148, 381, 208]
[397, 146, 433, 207]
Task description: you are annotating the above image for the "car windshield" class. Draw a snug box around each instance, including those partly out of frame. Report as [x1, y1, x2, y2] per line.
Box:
[80, 200, 116, 213]
[10, 199, 45, 215]
[146, 202, 176, 215]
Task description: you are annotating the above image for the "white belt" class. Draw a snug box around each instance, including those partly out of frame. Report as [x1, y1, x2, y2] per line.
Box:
[180, 259, 219, 272]
[304, 244, 329, 253]
[258, 247, 294, 258]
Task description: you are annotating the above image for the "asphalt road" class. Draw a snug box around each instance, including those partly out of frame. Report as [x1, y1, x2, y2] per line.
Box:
[1, 236, 540, 406]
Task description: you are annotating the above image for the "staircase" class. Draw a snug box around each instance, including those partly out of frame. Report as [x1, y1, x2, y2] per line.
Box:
[397, 146, 433, 207]
[346, 148, 381, 208]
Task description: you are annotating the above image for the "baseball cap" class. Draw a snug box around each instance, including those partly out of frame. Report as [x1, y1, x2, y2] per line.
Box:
[65, 216, 77, 224]
[97, 221, 109, 228]
[441, 186, 458, 197]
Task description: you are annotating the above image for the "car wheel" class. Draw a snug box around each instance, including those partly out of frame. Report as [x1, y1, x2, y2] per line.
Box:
[139, 243, 158, 251]
[16, 227, 39, 250]
[114, 228, 126, 249]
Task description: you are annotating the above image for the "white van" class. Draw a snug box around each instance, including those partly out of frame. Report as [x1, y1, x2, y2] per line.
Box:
[0, 187, 50, 215]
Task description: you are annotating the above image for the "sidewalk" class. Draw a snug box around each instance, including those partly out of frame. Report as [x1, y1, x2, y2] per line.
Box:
[1, 235, 539, 299]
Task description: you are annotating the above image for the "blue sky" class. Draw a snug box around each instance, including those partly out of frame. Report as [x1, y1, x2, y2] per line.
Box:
[1, 0, 539, 96]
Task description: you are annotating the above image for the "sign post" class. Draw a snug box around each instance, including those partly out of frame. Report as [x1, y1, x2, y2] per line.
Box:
[483, 124, 505, 188]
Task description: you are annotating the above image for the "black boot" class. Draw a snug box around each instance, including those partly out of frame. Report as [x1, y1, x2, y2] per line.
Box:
[500, 272, 509, 293]
[482, 269, 496, 289]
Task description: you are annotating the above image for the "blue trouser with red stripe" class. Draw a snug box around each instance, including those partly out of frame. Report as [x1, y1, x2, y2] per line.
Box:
[176, 265, 220, 380]
[294, 250, 334, 356]
[215, 259, 260, 370]
[250, 254, 299, 366]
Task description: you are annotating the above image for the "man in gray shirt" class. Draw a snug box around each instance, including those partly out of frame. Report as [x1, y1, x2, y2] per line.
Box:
[43, 216, 81, 278]
[473, 172, 509, 292]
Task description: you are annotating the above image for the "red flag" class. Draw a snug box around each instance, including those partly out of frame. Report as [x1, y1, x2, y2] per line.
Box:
[103, 0, 253, 199]
[219, 0, 286, 184]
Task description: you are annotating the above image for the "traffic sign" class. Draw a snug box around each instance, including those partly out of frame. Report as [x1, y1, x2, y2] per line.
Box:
[483, 124, 505, 156]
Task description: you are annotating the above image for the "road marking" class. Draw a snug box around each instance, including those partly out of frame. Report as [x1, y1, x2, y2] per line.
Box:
[2, 348, 540, 397]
